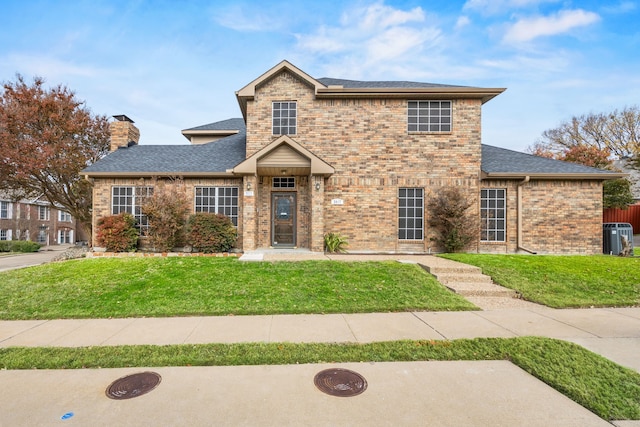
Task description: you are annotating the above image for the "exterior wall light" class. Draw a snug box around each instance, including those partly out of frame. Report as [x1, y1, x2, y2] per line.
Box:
[315, 182, 321, 191]
[246, 182, 252, 191]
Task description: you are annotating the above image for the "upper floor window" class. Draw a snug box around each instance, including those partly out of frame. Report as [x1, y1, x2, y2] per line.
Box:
[480, 188, 506, 242]
[273, 101, 297, 135]
[38, 206, 50, 221]
[408, 101, 451, 133]
[111, 186, 153, 234]
[0, 201, 11, 219]
[59, 211, 72, 222]
[194, 187, 239, 226]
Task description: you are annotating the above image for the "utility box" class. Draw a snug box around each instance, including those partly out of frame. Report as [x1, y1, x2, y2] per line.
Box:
[603, 223, 634, 255]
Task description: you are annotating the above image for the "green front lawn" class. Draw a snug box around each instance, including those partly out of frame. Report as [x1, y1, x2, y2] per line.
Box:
[440, 254, 640, 308]
[0, 257, 476, 319]
[2, 337, 638, 420]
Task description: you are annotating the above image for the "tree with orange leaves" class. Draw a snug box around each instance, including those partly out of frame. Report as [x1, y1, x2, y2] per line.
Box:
[0, 75, 110, 235]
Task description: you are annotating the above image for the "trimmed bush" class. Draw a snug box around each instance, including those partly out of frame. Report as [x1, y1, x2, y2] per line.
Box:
[0, 240, 41, 253]
[95, 213, 139, 252]
[187, 213, 237, 253]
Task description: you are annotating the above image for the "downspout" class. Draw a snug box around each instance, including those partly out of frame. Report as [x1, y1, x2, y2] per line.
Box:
[517, 176, 537, 254]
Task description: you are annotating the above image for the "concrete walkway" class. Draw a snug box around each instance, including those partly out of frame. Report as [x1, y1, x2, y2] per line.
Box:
[1, 250, 639, 426]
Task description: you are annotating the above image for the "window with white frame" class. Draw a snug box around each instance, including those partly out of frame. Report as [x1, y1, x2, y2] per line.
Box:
[38, 206, 50, 221]
[194, 187, 239, 226]
[398, 188, 424, 240]
[480, 189, 506, 242]
[407, 100, 451, 132]
[0, 201, 11, 219]
[272, 101, 297, 135]
[111, 186, 153, 234]
[0, 229, 9, 240]
[58, 210, 72, 222]
[58, 229, 73, 244]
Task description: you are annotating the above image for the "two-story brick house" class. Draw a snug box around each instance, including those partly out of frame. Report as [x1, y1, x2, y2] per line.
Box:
[82, 60, 623, 254]
[0, 194, 80, 245]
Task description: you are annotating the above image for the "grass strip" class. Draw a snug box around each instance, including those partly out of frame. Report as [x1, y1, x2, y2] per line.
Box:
[0, 257, 475, 319]
[440, 254, 640, 308]
[1, 337, 638, 420]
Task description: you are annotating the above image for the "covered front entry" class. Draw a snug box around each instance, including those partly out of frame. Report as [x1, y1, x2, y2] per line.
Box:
[233, 135, 335, 252]
[272, 193, 296, 247]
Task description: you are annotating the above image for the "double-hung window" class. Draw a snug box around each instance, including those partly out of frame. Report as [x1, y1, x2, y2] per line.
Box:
[0, 201, 11, 219]
[111, 186, 153, 234]
[398, 188, 424, 240]
[273, 101, 297, 135]
[194, 187, 239, 226]
[408, 101, 451, 132]
[58, 211, 72, 222]
[38, 206, 50, 221]
[480, 189, 506, 242]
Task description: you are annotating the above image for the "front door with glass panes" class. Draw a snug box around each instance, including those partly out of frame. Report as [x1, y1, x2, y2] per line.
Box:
[272, 193, 296, 247]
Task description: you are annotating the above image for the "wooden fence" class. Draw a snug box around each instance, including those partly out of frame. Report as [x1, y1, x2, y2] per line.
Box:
[603, 203, 640, 232]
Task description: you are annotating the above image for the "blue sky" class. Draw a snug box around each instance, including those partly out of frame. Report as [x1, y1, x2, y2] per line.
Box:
[1, 0, 638, 152]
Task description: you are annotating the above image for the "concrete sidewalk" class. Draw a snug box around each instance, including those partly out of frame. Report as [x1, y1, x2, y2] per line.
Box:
[1, 308, 639, 426]
[1, 308, 639, 371]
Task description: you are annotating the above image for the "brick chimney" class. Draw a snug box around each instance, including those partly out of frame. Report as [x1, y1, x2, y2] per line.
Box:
[110, 115, 140, 151]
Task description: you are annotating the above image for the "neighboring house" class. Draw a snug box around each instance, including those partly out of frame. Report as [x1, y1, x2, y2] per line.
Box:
[82, 60, 623, 254]
[0, 194, 80, 245]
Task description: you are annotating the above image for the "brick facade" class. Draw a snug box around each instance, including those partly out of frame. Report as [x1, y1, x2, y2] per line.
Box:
[87, 61, 610, 255]
[0, 199, 79, 245]
[243, 70, 483, 252]
[91, 177, 243, 249]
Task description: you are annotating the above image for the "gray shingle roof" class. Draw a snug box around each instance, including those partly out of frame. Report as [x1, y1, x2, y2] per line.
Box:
[83, 122, 246, 175]
[182, 118, 246, 132]
[317, 77, 464, 89]
[481, 144, 620, 176]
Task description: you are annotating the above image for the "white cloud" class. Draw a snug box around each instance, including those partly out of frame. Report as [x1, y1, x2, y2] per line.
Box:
[463, 0, 560, 15]
[602, 1, 637, 14]
[212, 4, 283, 32]
[455, 16, 471, 30]
[294, 1, 441, 77]
[503, 9, 600, 43]
[2, 53, 100, 80]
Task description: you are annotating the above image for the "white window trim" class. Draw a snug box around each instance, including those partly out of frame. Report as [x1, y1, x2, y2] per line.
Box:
[1, 201, 13, 219]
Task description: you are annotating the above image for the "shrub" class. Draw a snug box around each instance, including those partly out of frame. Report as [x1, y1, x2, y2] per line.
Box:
[95, 213, 139, 252]
[324, 232, 348, 253]
[141, 179, 190, 252]
[187, 213, 237, 253]
[428, 187, 478, 253]
[0, 240, 41, 252]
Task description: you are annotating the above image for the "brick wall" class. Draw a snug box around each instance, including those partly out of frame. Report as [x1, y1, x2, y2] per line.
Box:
[91, 177, 243, 248]
[245, 70, 483, 252]
[479, 179, 603, 254]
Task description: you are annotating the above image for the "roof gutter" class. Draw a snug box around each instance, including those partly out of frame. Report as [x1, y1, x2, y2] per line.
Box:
[82, 171, 238, 179]
[482, 172, 627, 180]
[517, 176, 537, 254]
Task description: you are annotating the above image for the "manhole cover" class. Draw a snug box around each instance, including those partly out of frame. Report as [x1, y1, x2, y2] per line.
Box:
[106, 371, 162, 400]
[314, 368, 367, 397]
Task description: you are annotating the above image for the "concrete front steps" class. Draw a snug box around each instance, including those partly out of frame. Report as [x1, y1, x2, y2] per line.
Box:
[422, 262, 518, 298]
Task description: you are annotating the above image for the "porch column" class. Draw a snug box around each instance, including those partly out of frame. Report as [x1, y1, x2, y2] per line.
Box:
[310, 175, 325, 252]
[242, 175, 258, 250]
